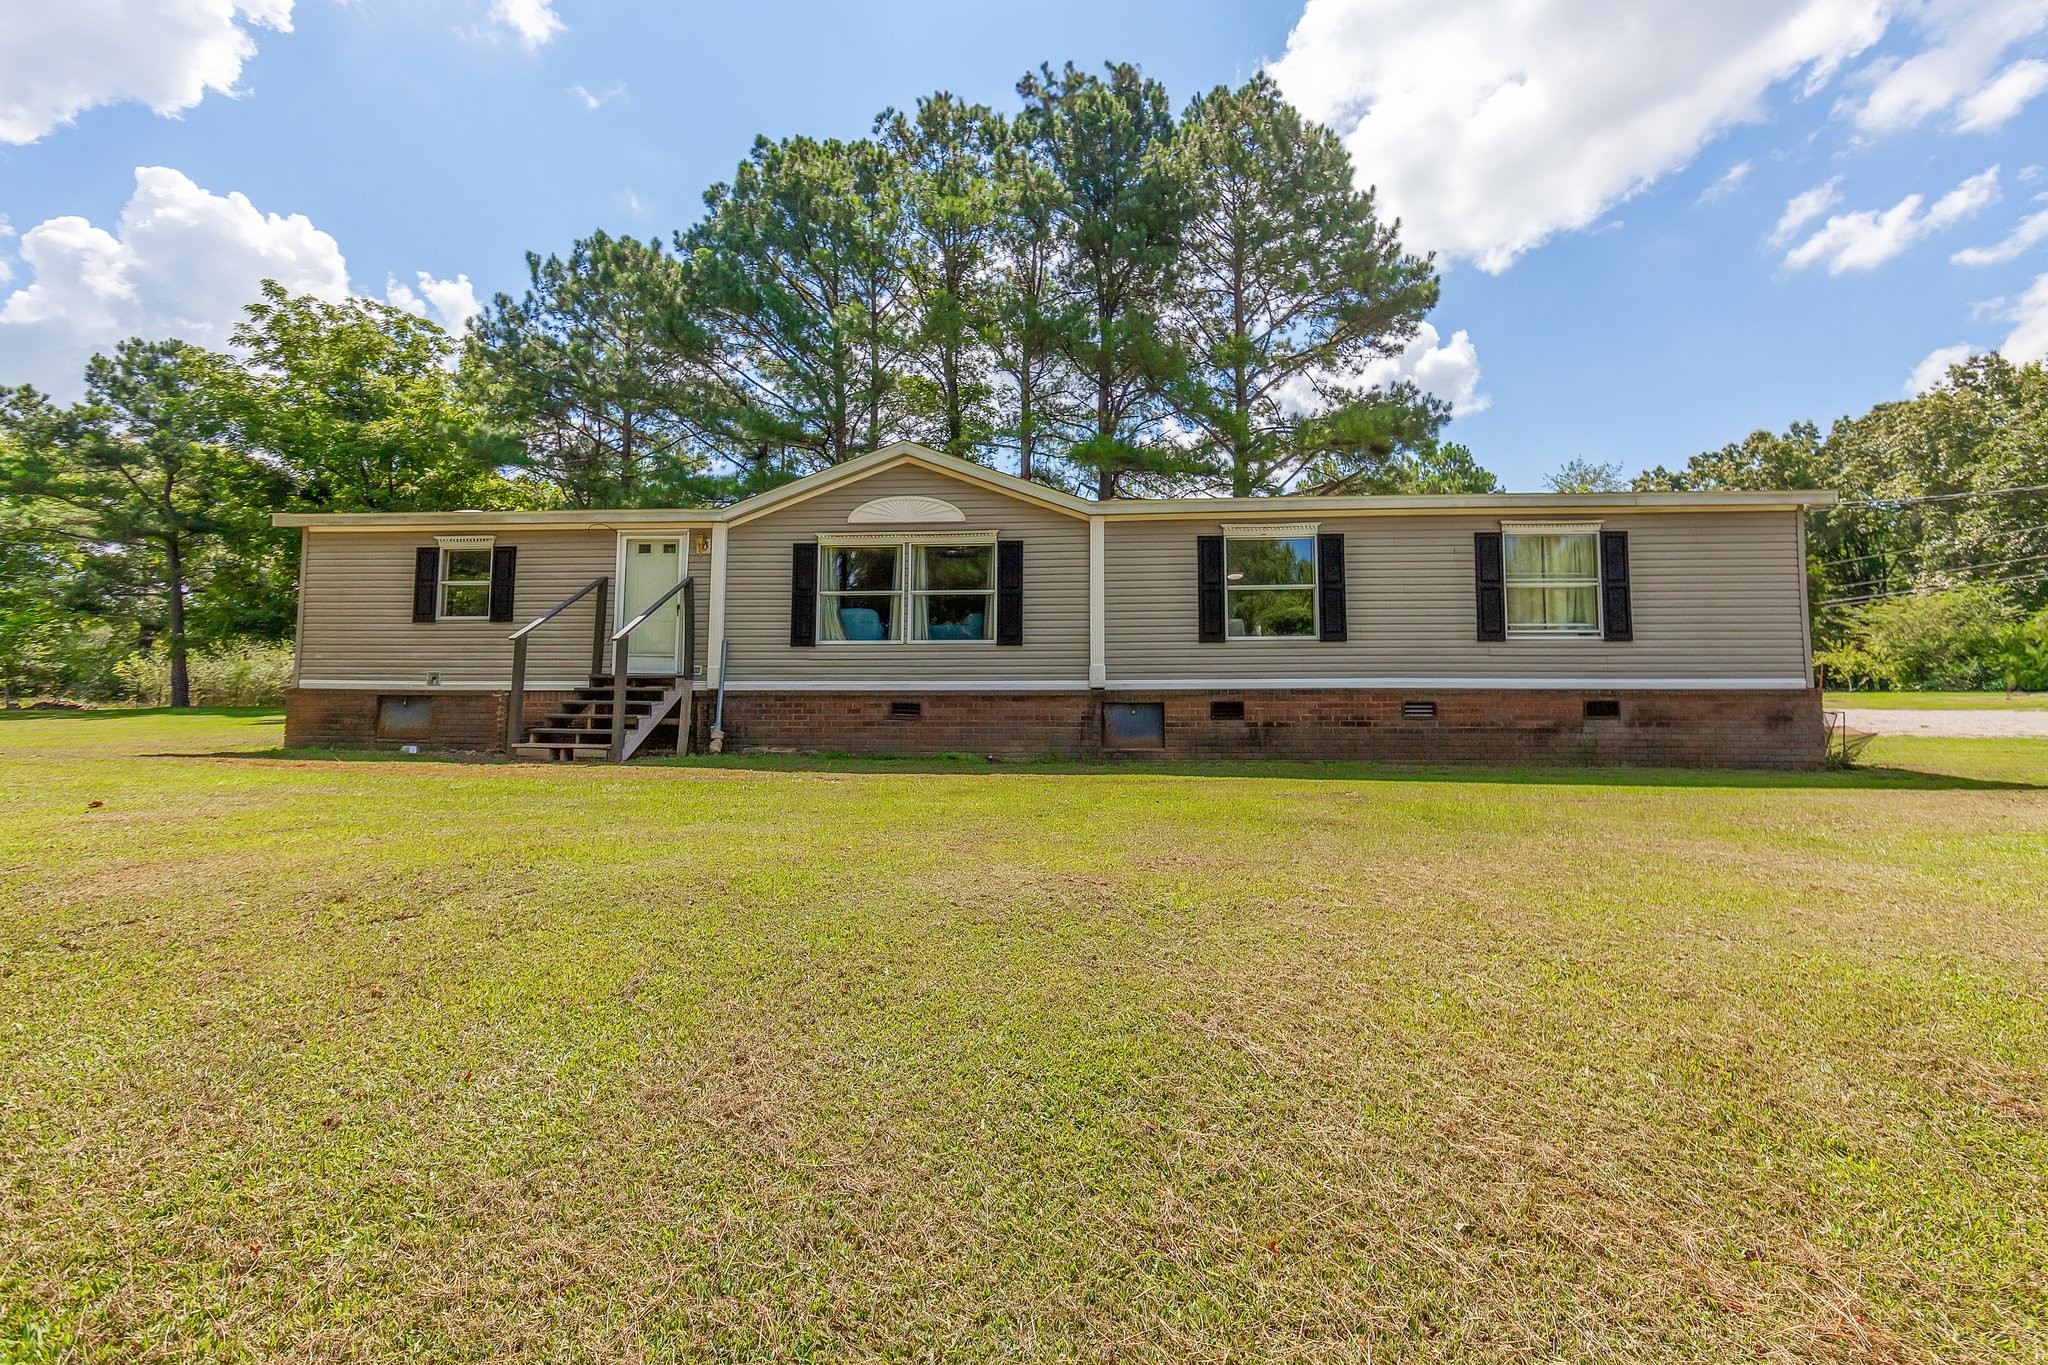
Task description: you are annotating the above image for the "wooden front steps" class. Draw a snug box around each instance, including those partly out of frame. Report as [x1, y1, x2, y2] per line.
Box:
[511, 675, 687, 762]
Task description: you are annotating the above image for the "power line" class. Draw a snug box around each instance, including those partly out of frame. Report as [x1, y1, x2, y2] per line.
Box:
[1812, 523, 2048, 570]
[1829, 549, 2048, 593]
[1821, 482, 2048, 510]
[1821, 567, 2048, 607]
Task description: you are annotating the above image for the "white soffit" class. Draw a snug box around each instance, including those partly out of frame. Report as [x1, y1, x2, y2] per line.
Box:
[848, 495, 966, 524]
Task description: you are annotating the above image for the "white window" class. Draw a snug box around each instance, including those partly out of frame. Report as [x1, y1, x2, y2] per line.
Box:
[1504, 530, 1600, 636]
[820, 544, 901, 642]
[1225, 533, 1316, 638]
[818, 537, 995, 643]
[439, 547, 494, 620]
[909, 543, 993, 641]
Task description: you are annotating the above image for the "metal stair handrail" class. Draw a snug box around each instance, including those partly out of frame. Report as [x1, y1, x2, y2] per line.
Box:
[608, 575, 696, 760]
[504, 575, 610, 754]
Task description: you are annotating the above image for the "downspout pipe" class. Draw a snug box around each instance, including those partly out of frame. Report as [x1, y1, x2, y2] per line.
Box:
[709, 638, 729, 754]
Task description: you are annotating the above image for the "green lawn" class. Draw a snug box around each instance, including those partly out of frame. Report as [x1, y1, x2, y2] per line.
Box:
[3, 710, 2045, 1362]
[1826, 689, 2048, 711]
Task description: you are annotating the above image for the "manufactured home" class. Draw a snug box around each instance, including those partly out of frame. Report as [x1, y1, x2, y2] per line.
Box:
[276, 442, 1834, 767]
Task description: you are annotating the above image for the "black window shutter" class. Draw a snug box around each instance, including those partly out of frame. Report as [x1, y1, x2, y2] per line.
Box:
[790, 542, 817, 646]
[996, 539, 1024, 646]
[412, 547, 439, 623]
[1197, 535, 1225, 642]
[1317, 532, 1347, 642]
[1474, 532, 1506, 641]
[1601, 530, 1633, 642]
[488, 545, 518, 623]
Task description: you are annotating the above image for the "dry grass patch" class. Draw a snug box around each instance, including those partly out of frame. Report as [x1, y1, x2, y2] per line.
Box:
[1, 711, 2044, 1361]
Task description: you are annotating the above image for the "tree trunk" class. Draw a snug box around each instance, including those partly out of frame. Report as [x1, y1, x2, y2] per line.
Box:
[1017, 358, 1034, 483]
[165, 534, 191, 709]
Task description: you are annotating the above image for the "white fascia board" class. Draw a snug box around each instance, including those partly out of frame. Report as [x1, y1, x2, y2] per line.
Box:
[275, 510, 718, 530]
[1093, 492, 1837, 517]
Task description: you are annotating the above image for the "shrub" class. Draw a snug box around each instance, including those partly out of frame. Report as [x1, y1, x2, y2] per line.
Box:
[1995, 607, 2048, 693]
[115, 639, 296, 706]
[1820, 583, 2015, 691]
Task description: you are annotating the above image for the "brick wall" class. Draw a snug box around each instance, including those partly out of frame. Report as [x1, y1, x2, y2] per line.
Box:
[707, 691, 1099, 760]
[707, 687, 1825, 769]
[284, 689, 573, 753]
[291, 685, 1826, 768]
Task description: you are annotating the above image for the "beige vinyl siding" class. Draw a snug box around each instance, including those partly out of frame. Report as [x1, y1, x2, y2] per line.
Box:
[1103, 510, 1810, 684]
[297, 527, 711, 688]
[724, 464, 1090, 687]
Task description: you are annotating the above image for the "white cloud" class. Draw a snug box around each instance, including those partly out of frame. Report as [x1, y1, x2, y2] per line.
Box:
[1905, 342, 1977, 392]
[1268, 0, 1892, 272]
[1955, 56, 2048, 129]
[569, 82, 625, 110]
[1357, 322, 1490, 416]
[1771, 177, 1846, 246]
[490, 0, 564, 50]
[0, 168, 472, 397]
[1902, 270, 2048, 390]
[1698, 161, 1753, 204]
[1783, 164, 2000, 272]
[2001, 271, 2048, 361]
[384, 271, 483, 334]
[1845, 0, 2048, 133]
[0, 0, 293, 145]
[1952, 200, 2048, 263]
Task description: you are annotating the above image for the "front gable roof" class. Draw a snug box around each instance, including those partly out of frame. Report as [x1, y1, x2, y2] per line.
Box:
[721, 442, 1096, 525]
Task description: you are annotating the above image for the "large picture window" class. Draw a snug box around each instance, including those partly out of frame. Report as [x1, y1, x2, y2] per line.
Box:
[438, 548, 494, 620]
[1505, 531, 1600, 635]
[1225, 534, 1316, 637]
[818, 537, 996, 643]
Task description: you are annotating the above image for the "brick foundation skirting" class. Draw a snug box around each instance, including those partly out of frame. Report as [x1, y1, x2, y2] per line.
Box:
[706, 686, 1826, 769]
[288, 685, 1826, 768]
[284, 688, 573, 753]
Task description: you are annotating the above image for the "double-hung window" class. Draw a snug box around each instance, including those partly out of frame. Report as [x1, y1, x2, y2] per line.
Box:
[1224, 531, 1316, 638]
[909, 543, 993, 641]
[820, 544, 902, 641]
[438, 546, 494, 621]
[1504, 527, 1600, 636]
[818, 536, 995, 643]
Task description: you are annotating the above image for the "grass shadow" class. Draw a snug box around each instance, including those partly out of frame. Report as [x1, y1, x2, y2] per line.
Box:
[171, 741, 2047, 793]
[637, 750, 2045, 792]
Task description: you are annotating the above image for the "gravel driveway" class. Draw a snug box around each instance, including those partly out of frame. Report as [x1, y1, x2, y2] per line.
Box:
[1836, 708, 2048, 739]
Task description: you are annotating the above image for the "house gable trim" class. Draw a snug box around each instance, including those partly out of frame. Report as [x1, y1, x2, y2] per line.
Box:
[722, 444, 1096, 527]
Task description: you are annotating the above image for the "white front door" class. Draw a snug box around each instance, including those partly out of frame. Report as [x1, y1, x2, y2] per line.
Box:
[619, 537, 684, 675]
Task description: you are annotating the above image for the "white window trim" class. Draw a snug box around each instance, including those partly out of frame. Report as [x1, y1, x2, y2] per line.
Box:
[436, 543, 495, 622]
[1220, 521, 1320, 538]
[1502, 523, 1603, 639]
[815, 529, 996, 546]
[1223, 527, 1319, 641]
[816, 536, 999, 645]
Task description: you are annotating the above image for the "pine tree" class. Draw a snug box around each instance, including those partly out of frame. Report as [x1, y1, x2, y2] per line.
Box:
[1018, 62, 1192, 499]
[1164, 75, 1441, 496]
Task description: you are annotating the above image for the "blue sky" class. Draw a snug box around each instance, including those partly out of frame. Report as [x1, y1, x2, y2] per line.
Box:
[4, 0, 2048, 491]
